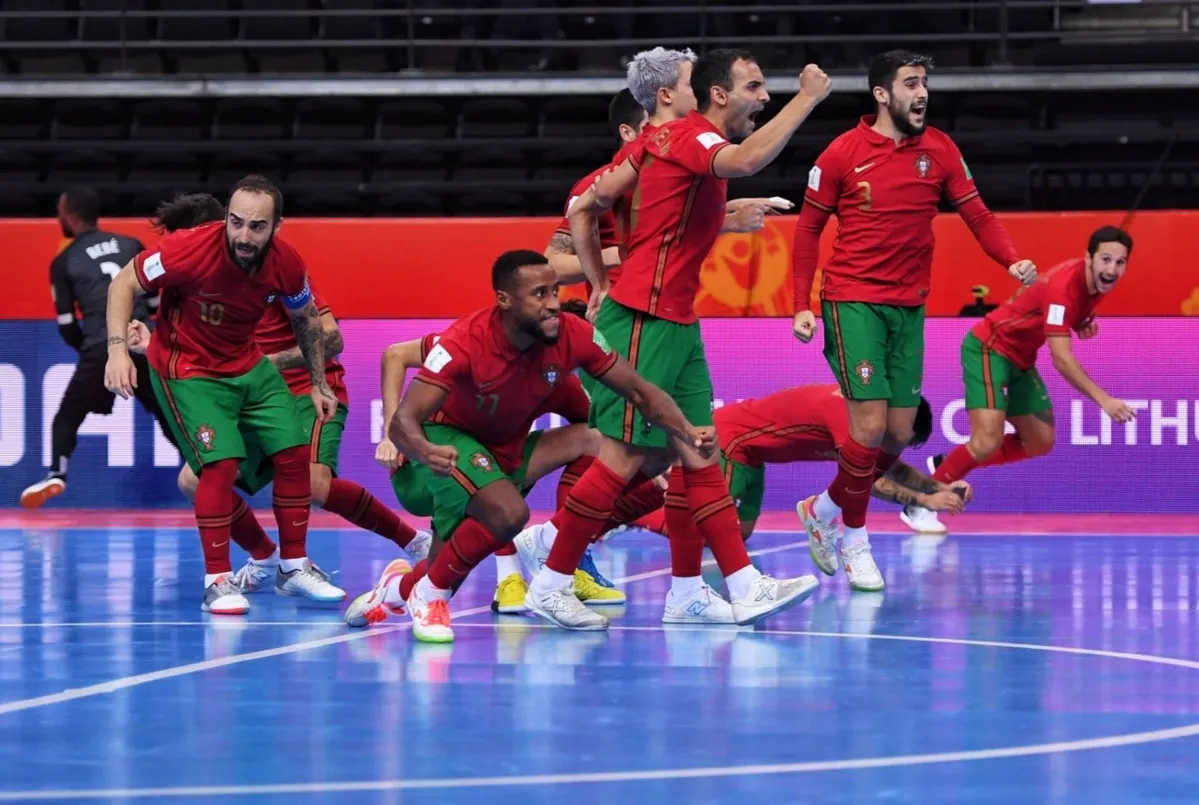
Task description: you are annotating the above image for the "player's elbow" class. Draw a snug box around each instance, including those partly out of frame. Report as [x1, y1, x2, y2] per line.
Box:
[324, 327, 345, 358]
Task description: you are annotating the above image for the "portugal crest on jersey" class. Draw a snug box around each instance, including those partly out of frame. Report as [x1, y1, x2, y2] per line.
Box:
[195, 424, 217, 451]
[855, 360, 874, 385]
[915, 154, 931, 178]
[542, 364, 561, 387]
[470, 452, 493, 472]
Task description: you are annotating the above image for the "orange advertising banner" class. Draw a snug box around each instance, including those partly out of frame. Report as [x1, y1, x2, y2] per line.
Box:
[5, 210, 1196, 320]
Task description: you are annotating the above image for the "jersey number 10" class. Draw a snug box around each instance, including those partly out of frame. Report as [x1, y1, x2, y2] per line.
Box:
[199, 301, 225, 326]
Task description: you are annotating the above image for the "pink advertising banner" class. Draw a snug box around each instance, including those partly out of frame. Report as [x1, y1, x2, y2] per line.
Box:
[334, 317, 1197, 515]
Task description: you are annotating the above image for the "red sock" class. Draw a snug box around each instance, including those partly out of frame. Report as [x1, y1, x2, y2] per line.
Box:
[544, 460, 625, 575]
[933, 444, 983, 483]
[873, 450, 900, 482]
[230, 493, 276, 560]
[495, 541, 517, 557]
[399, 559, 428, 601]
[827, 436, 879, 529]
[978, 435, 1032, 468]
[633, 507, 668, 536]
[602, 473, 666, 533]
[270, 445, 311, 560]
[322, 477, 417, 549]
[665, 466, 704, 577]
[683, 464, 750, 575]
[556, 456, 594, 509]
[427, 518, 503, 591]
[194, 459, 239, 575]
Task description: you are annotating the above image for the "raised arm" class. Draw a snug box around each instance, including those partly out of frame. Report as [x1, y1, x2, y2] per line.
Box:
[711, 65, 831, 179]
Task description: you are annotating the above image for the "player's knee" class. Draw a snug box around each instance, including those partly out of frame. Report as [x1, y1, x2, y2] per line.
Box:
[271, 445, 309, 477]
[309, 463, 332, 504]
[970, 430, 1004, 459]
[1026, 429, 1055, 457]
[484, 499, 531, 542]
[177, 466, 198, 499]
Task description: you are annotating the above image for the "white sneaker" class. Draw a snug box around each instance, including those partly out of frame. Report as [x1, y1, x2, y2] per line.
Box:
[513, 521, 554, 575]
[202, 574, 250, 615]
[20, 475, 66, 509]
[798, 495, 841, 576]
[407, 581, 454, 644]
[406, 529, 433, 562]
[839, 541, 885, 592]
[231, 555, 278, 593]
[275, 561, 347, 602]
[525, 577, 608, 631]
[729, 574, 820, 626]
[900, 505, 946, 534]
[344, 558, 411, 628]
[662, 583, 736, 624]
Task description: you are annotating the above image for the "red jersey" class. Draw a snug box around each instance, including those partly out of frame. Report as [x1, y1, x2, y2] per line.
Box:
[972, 258, 1101, 370]
[800, 116, 978, 307]
[135, 222, 310, 379]
[715, 384, 850, 466]
[610, 112, 730, 324]
[254, 288, 348, 404]
[414, 309, 618, 473]
[418, 332, 591, 424]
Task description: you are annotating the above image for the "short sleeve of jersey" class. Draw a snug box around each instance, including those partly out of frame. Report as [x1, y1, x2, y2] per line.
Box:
[648, 123, 730, 177]
[414, 332, 469, 393]
[134, 247, 189, 292]
[564, 316, 619, 378]
[1042, 273, 1081, 338]
[418, 333, 441, 363]
[804, 142, 847, 213]
[938, 135, 979, 206]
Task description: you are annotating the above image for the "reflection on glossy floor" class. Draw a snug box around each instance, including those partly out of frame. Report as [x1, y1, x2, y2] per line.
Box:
[2, 515, 1199, 804]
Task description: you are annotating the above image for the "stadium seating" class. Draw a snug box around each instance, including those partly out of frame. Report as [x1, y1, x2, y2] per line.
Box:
[2, 1, 1197, 217]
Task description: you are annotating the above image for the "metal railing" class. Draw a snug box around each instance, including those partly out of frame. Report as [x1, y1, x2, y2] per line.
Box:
[1, 0, 1198, 74]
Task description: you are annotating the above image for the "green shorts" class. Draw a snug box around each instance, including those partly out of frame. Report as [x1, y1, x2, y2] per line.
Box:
[150, 357, 307, 479]
[406, 425, 542, 539]
[961, 332, 1051, 416]
[235, 395, 349, 496]
[822, 300, 925, 407]
[588, 297, 713, 449]
[721, 453, 765, 523]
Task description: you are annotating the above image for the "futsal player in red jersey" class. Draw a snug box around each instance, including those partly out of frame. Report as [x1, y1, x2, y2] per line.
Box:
[344, 250, 708, 643]
[630, 386, 971, 557]
[514, 51, 832, 630]
[104, 177, 345, 614]
[903, 227, 1135, 533]
[791, 50, 1038, 592]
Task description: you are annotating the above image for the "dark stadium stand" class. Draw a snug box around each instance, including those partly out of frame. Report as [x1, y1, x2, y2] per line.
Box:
[2, 0, 1198, 217]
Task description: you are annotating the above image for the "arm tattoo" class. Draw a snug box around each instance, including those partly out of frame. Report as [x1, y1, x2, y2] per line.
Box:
[270, 329, 342, 371]
[885, 461, 941, 495]
[871, 476, 922, 507]
[547, 231, 576, 255]
[288, 302, 327, 384]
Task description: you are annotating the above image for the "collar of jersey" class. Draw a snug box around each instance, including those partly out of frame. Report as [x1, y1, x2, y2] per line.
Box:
[857, 115, 924, 150]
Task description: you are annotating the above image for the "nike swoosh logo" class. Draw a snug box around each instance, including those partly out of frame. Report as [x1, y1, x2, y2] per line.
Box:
[198, 291, 221, 297]
[853, 162, 875, 173]
[211, 540, 228, 548]
[292, 520, 308, 527]
[478, 380, 501, 390]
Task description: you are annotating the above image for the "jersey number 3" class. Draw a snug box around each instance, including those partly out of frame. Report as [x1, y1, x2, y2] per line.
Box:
[855, 181, 873, 211]
[199, 301, 225, 326]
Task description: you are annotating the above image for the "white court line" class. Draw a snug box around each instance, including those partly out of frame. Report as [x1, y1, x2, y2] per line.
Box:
[0, 539, 807, 715]
[0, 621, 339, 628]
[2, 630, 1199, 800]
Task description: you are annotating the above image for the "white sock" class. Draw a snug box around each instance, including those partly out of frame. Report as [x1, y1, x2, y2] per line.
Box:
[532, 568, 574, 593]
[671, 575, 704, 598]
[279, 557, 307, 574]
[842, 526, 869, 549]
[204, 573, 229, 588]
[253, 546, 280, 566]
[494, 552, 522, 581]
[415, 575, 451, 602]
[814, 490, 841, 522]
[725, 564, 762, 601]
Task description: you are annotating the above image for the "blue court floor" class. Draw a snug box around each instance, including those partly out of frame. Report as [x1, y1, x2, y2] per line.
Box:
[2, 523, 1199, 804]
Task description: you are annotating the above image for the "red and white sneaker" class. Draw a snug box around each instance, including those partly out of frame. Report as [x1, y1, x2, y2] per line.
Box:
[343, 558, 411, 628]
[202, 574, 250, 615]
[408, 579, 454, 644]
[20, 475, 65, 509]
